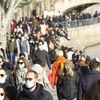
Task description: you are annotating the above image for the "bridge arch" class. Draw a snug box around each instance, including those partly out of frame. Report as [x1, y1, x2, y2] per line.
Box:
[63, 0, 100, 14]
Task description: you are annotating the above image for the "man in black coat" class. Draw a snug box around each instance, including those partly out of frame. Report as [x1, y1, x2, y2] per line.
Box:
[77, 58, 100, 100]
[17, 70, 53, 100]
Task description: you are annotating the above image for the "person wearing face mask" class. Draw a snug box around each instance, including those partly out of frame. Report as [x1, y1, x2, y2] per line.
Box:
[0, 86, 9, 100]
[31, 64, 52, 89]
[14, 57, 30, 92]
[17, 70, 53, 100]
[0, 69, 7, 86]
[0, 69, 17, 100]
[77, 58, 100, 100]
[0, 55, 15, 86]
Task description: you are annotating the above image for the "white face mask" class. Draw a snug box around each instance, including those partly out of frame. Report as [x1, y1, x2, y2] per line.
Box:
[25, 79, 36, 89]
[0, 76, 7, 84]
[18, 63, 25, 70]
[0, 95, 4, 100]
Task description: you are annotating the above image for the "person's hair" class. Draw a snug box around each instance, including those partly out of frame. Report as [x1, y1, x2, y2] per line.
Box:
[89, 58, 99, 70]
[0, 68, 7, 75]
[85, 55, 91, 65]
[59, 61, 75, 77]
[84, 80, 100, 100]
[19, 53, 26, 58]
[26, 70, 38, 78]
[16, 57, 30, 70]
[0, 55, 5, 62]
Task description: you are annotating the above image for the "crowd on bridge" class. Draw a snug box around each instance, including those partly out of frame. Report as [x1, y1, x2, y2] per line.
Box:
[52, 10, 100, 22]
[0, 14, 100, 100]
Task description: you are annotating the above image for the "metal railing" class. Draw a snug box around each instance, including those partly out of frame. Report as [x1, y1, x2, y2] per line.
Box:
[58, 17, 100, 28]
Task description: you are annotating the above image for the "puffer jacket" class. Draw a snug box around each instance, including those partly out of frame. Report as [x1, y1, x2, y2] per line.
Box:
[17, 84, 53, 100]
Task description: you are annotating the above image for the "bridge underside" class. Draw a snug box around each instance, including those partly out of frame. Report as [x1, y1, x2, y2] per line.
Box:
[64, 3, 99, 15]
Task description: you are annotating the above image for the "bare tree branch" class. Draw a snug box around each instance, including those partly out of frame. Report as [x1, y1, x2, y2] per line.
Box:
[0, 0, 11, 13]
[4, 0, 11, 13]
[14, 0, 33, 9]
[0, 0, 33, 13]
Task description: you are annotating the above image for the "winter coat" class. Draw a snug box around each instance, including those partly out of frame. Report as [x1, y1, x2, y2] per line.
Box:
[17, 84, 53, 100]
[2, 63, 15, 85]
[0, 80, 17, 100]
[32, 50, 51, 69]
[77, 71, 100, 100]
[20, 39, 30, 53]
[57, 74, 77, 100]
[6, 40, 17, 53]
[14, 68, 28, 91]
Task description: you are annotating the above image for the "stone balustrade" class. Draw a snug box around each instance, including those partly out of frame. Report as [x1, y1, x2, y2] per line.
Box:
[61, 22, 100, 50]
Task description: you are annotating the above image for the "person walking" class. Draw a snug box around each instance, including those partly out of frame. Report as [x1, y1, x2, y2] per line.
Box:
[77, 58, 100, 100]
[17, 70, 53, 100]
[14, 57, 30, 92]
[6, 36, 17, 65]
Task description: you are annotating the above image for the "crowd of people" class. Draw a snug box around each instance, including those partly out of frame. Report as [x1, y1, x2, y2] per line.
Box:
[0, 13, 100, 100]
[52, 10, 100, 23]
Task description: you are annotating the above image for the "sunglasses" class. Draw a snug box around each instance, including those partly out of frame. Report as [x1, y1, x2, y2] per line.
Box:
[25, 78, 33, 81]
[18, 62, 24, 64]
[0, 74, 4, 77]
[0, 93, 4, 96]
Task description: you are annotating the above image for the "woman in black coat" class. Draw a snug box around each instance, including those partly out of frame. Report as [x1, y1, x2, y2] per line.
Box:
[56, 61, 78, 100]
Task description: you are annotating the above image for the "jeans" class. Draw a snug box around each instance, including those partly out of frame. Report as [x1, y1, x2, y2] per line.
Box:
[9, 51, 16, 65]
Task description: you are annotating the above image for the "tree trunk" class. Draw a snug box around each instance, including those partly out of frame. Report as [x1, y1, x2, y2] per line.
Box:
[0, 8, 15, 49]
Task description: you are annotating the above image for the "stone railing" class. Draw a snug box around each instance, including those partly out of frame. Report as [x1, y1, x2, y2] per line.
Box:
[58, 16, 100, 28]
[62, 21, 100, 50]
